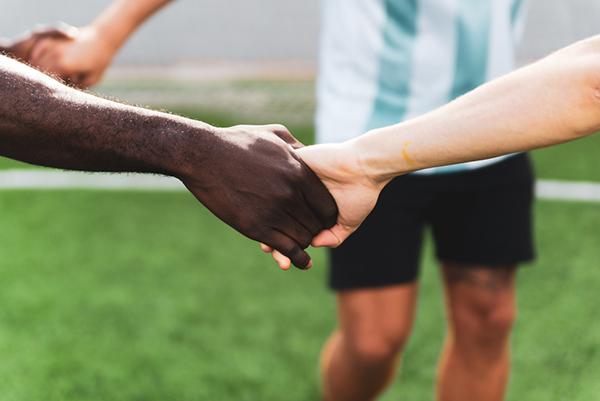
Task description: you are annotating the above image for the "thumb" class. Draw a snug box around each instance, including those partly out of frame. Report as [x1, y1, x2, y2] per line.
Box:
[311, 225, 353, 248]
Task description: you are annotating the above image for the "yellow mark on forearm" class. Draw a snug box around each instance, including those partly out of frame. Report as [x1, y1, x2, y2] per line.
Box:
[402, 141, 415, 167]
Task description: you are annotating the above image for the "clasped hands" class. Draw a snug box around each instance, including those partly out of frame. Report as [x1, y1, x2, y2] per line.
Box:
[181, 124, 384, 271]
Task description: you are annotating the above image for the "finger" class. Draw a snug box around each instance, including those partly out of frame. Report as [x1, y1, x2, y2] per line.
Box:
[271, 250, 292, 271]
[260, 243, 273, 253]
[284, 197, 324, 238]
[272, 249, 314, 271]
[268, 124, 305, 149]
[274, 214, 315, 250]
[266, 231, 312, 269]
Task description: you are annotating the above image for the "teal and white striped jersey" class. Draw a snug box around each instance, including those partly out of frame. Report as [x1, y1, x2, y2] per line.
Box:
[316, 0, 528, 174]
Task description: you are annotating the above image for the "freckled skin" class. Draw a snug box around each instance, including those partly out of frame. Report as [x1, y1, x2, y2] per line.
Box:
[0, 55, 338, 268]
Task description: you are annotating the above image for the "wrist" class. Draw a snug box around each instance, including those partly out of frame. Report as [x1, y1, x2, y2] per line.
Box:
[348, 130, 402, 188]
[161, 118, 222, 179]
[91, 0, 164, 53]
[88, 22, 123, 55]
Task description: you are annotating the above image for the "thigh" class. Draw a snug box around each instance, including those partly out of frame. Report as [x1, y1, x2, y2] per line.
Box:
[430, 154, 535, 267]
[329, 175, 431, 290]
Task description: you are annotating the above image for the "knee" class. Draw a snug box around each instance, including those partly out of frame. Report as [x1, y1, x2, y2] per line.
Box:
[450, 301, 516, 348]
[345, 330, 410, 366]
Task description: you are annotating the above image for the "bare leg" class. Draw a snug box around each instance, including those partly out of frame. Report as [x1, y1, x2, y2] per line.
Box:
[321, 284, 418, 401]
[437, 264, 517, 401]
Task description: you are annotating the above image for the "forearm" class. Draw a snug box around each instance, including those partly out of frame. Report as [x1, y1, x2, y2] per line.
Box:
[354, 36, 600, 184]
[0, 55, 215, 175]
[92, 0, 173, 52]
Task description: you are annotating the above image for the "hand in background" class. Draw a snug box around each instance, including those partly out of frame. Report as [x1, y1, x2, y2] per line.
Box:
[182, 124, 339, 270]
[0, 24, 75, 63]
[20, 0, 175, 88]
[26, 23, 116, 89]
[261, 142, 385, 270]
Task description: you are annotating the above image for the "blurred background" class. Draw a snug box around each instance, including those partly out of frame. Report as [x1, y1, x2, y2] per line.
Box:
[1, 1, 600, 401]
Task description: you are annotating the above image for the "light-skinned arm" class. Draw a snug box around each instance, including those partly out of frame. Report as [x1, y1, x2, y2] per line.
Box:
[25, 0, 173, 88]
[0, 55, 338, 268]
[266, 35, 600, 269]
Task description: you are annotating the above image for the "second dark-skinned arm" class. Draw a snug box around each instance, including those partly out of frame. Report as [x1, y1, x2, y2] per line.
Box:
[0, 55, 338, 268]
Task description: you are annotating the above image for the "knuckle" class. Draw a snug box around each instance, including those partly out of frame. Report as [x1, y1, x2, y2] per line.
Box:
[278, 242, 298, 257]
[275, 186, 299, 206]
[298, 236, 312, 250]
[307, 220, 323, 237]
[270, 123, 288, 132]
[250, 226, 269, 243]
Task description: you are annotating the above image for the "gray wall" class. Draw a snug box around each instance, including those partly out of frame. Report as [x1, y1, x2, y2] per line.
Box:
[2, 0, 320, 63]
[520, 0, 600, 60]
[2, 0, 600, 65]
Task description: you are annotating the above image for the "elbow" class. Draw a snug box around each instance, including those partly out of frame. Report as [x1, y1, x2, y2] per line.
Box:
[555, 36, 600, 138]
[569, 35, 600, 96]
[580, 37, 600, 85]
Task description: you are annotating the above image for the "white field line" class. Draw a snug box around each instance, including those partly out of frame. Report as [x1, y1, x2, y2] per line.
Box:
[535, 180, 600, 202]
[0, 170, 599, 202]
[0, 170, 184, 191]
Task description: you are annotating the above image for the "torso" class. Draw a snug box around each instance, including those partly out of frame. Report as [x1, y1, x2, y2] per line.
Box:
[316, 0, 528, 174]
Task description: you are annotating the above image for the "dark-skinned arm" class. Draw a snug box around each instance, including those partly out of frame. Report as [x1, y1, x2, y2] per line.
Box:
[0, 55, 338, 268]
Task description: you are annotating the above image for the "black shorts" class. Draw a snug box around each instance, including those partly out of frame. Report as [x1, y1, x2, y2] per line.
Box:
[329, 153, 535, 290]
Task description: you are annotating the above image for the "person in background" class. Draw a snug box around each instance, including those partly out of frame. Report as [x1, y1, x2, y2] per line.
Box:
[311, 1, 533, 400]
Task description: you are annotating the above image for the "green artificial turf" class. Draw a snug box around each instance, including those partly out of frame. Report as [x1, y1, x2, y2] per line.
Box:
[0, 193, 599, 401]
[0, 105, 599, 400]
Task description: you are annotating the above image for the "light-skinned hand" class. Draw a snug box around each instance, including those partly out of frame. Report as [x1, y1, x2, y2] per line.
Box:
[28, 23, 117, 88]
